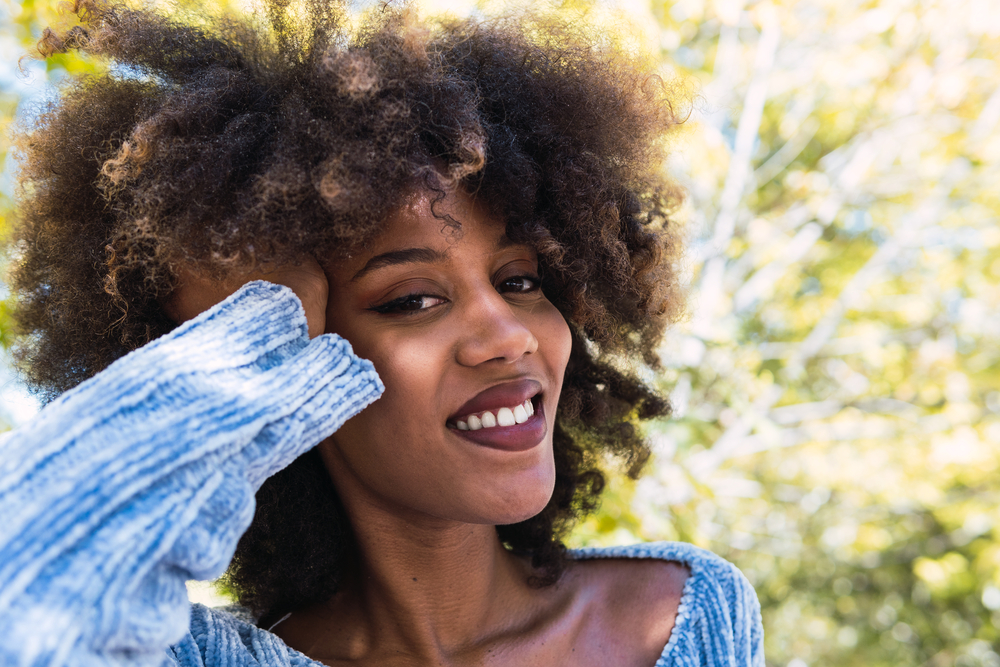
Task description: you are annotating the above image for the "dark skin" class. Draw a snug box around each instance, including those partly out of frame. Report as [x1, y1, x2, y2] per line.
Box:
[165, 189, 688, 667]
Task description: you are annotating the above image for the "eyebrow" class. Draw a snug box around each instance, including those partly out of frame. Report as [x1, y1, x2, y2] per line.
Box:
[350, 234, 527, 281]
[351, 248, 446, 281]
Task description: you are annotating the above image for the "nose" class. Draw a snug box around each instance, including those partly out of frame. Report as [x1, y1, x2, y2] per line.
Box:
[455, 288, 539, 367]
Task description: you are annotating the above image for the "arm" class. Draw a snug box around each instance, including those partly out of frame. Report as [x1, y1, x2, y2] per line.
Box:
[0, 281, 383, 667]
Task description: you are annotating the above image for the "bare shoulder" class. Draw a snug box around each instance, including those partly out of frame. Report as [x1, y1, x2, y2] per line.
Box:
[581, 557, 689, 629]
[563, 556, 690, 665]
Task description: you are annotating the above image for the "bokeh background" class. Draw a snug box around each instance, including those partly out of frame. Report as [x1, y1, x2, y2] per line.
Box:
[2, 0, 998, 665]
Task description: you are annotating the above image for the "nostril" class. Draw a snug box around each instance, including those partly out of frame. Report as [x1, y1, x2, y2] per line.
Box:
[456, 313, 538, 366]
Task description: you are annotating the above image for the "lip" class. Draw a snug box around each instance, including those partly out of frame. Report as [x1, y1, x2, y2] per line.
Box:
[449, 401, 546, 452]
[448, 379, 542, 422]
[448, 379, 546, 452]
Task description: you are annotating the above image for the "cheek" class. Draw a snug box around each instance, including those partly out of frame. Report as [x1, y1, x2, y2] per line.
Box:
[362, 335, 437, 394]
[537, 304, 573, 387]
[337, 331, 441, 439]
[328, 304, 436, 404]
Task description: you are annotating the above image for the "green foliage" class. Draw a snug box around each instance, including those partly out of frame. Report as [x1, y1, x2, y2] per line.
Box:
[565, 1, 1000, 666]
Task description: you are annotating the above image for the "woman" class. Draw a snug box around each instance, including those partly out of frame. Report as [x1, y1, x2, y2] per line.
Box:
[0, 0, 763, 665]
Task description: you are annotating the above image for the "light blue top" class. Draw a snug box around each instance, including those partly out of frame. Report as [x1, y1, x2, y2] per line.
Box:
[0, 281, 763, 666]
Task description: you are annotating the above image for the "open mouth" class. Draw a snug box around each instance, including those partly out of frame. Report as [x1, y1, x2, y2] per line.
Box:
[451, 397, 536, 431]
[445, 381, 547, 452]
[446, 394, 546, 452]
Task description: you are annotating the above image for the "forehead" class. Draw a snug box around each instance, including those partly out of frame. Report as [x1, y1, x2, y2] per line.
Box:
[327, 187, 519, 281]
[364, 188, 514, 258]
[378, 188, 503, 246]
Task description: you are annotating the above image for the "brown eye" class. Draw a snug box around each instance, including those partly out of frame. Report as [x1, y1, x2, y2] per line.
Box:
[498, 275, 540, 293]
[370, 294, 446, 314]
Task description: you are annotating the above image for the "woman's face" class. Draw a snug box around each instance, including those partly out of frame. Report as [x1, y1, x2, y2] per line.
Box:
[318, 188, 572, 527]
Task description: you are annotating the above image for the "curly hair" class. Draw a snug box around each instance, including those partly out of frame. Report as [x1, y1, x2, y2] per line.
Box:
[8, 0, 685, 623]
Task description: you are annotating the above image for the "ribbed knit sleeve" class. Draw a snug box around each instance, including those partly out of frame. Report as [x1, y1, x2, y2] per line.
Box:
[0, 281, 383, 667]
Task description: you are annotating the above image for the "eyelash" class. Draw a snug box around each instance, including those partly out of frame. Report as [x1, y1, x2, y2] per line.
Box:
[369, 274, 541, 314]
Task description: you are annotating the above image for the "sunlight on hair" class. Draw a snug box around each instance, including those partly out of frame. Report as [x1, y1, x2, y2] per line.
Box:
[414, 0, 477, 18]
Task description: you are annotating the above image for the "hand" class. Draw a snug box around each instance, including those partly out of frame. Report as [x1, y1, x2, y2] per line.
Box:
[162, 258, 329, 339]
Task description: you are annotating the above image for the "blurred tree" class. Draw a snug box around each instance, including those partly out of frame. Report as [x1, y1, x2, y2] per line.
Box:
[567, 1, 1000, 666]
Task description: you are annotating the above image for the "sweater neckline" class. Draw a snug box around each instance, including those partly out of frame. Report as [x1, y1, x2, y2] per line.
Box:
[275, 540, 703, 667]
[567, 540, 709, 666]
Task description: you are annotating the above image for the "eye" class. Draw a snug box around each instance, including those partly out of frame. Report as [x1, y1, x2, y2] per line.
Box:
[369, 293, 447, 314]
[498, 275, 541, 294]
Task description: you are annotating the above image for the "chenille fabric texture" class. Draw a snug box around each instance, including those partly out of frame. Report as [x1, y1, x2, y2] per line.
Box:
[0, 282, 763, 667]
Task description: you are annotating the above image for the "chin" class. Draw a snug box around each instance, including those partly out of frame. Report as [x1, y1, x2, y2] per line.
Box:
[495, 506, 548, 527]
[485, 469, 557, 527]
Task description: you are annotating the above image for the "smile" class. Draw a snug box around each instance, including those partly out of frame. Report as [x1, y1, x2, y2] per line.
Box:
[454, 399, 535, 430]
[446, 380, 547, 451]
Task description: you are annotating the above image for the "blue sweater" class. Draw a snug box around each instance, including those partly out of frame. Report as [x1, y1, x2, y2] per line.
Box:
[0, 282, 763, 666]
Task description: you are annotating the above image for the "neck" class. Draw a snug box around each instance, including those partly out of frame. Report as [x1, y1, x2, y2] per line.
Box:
[347, 512, 530, 649]
[283, 461, 546, 664]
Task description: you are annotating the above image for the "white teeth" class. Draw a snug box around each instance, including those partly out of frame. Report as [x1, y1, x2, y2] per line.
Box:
[454, 398, 538, 431]
[513, 404, 528, 424]
[497, 407, 516, 427]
